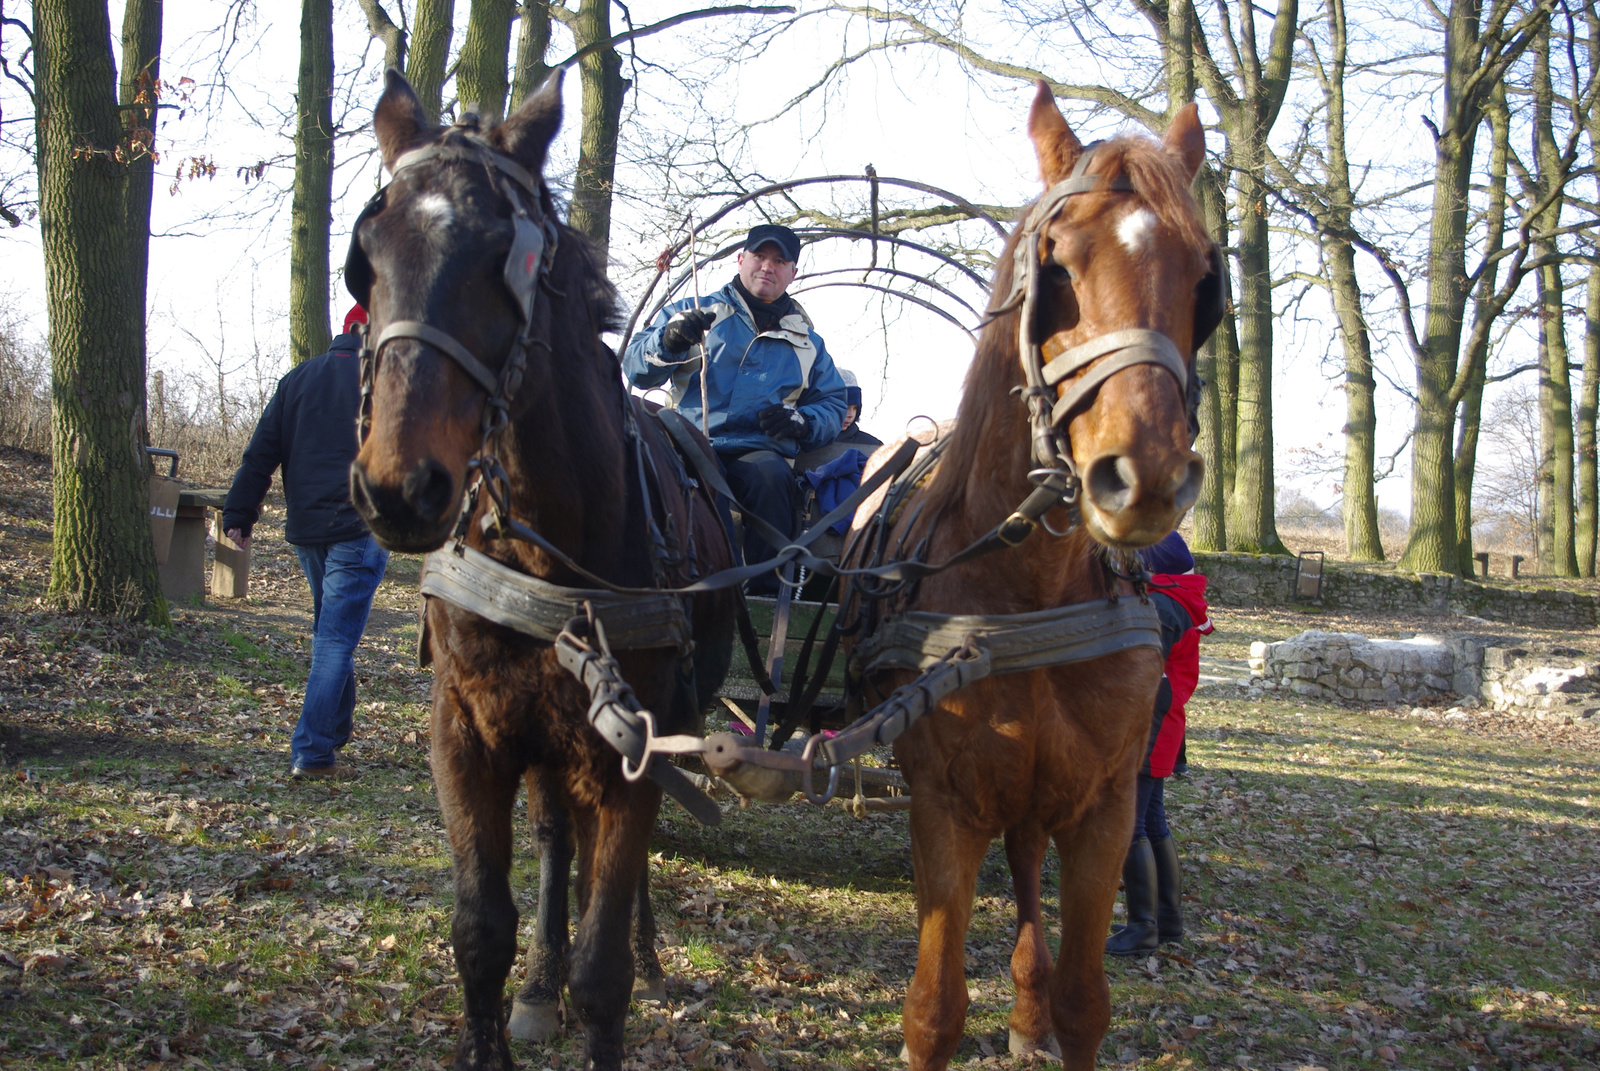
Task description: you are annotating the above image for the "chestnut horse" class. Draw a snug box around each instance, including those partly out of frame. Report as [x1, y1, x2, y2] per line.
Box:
[346, 72, 735, 1071]
[844, 85, 1218, 1070]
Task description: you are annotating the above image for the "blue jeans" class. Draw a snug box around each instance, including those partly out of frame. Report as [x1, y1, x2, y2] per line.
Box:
[291, 534, 389, 769]
[1133, 774, 1169, 842]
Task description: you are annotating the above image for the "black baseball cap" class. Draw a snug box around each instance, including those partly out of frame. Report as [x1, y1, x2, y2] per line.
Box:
[743, 224, 801, 263]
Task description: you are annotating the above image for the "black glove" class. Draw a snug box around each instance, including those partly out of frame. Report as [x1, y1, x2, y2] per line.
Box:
[660, 308, 717, 355]
[758, 404, 807, 441]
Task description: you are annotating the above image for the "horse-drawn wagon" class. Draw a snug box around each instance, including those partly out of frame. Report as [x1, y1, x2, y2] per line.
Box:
[347, 67, 1218, 1071]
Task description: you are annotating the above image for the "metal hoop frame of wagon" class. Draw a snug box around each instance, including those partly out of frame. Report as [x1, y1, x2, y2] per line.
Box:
[615, 173, 1011, 812]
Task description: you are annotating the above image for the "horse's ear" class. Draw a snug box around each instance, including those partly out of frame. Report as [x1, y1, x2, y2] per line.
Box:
[1162, 102, 1206, 181]
[1027, 80, 1084, 185]
[496, 71, 563, 174]
[374, 68, 434, 172]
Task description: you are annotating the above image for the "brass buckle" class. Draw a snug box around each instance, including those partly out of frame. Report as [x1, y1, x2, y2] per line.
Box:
[997, 512, 1036, 547]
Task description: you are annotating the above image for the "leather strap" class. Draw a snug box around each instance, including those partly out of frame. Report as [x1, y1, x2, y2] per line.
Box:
[421, 545, 693, 651]
[852, 597, 1162, 677]
[376, 320, 501, 395]
[1040, 329, 1188, 425]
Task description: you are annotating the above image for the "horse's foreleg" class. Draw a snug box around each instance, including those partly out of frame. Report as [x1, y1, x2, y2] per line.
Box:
[568, 788, 660, 1071]
[510, 770, 572, 1043]
[902, 800, 989, 1071]
[1049, 809, 1133, 1071]
[1004, 826, 1060, 1058]
[433, 714, 522, 1071]
[631, 866, 666, 1001]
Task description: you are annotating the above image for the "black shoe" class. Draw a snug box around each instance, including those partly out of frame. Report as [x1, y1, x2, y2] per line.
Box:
[1106, 839, 1158, 957]
[1151, 834, 1183, 943]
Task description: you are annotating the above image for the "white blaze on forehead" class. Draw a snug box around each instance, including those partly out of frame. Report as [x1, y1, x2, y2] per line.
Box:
[414, 192, 454, 226]
[1116, 207, 1159, 254]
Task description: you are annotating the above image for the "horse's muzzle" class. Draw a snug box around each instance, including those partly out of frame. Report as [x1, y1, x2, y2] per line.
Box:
[350, 456, 459, 552]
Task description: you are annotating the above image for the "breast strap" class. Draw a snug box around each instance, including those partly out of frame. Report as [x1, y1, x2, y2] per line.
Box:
[421, 545, 692, 650]
[851, 596, 1161, 677]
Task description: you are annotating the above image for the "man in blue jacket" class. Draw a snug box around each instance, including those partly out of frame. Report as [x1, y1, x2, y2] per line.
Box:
[223, 305, 390, 780]
[624, 224, 847, 594]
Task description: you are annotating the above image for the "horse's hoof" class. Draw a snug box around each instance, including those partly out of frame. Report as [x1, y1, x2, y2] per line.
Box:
[1008, 1027, 1062, 1057]
[508, 999, 560, 1042]
[633, 976, 667, 1002]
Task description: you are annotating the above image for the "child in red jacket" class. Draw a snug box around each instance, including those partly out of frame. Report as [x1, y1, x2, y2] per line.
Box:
[1107, 531, 1212, 956]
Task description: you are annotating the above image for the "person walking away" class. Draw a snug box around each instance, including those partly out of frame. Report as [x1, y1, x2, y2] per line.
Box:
[223, 304, 390, 780]
[1107, 530, 1211, 955]
[623, 224, 847, 594]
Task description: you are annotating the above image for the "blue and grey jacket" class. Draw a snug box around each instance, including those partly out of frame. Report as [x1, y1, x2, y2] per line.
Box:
[623, 280, 848, 458]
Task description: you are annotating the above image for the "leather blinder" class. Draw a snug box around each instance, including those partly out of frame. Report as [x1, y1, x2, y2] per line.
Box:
[344, 189, 387, 306]
[503, 211, 547, 325]
[1193, 245, 1224, 350]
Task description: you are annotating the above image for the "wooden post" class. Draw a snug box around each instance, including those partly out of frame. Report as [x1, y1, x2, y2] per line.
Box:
[212, 514, 251, 598]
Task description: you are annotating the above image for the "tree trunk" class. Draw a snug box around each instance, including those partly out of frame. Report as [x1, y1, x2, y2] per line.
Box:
[357, 0, 408, 71]
[1226, 155, 1288, 553]
[290, 0, 334, 366]
[459, 0, 515, 124]
[407, 0, 457, 125]
[1579, 6, 1600, 576]
[1580, 266, 1600, 576]
[1532, 27, 1577, 576]
[511, 1, 553, 106]
[567, 0, 629, 256]
[1399, 0, 1491, 575]
[37, 0, 167, 623]
[1197, 169, 1238, 509]
[1453, 84, 1510, 576]
[1321, 0, 1382, 560]
[120, 0, 161, 449]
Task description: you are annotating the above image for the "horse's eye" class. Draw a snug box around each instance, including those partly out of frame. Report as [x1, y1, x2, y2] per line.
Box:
[1047, 262, 1073, 284]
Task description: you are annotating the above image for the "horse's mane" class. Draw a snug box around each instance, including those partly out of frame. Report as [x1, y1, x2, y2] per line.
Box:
[919, 130, 1209, 525]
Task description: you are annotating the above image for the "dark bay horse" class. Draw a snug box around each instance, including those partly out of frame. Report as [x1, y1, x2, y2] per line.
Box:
[845, 85, 1219, 1070]
[346, 71, 735, 1071]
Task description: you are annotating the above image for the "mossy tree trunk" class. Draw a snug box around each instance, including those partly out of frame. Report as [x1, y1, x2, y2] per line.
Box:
[38, 0, 168, 623]
[1313, 0, 1383, 561]
[567, 0, 629, 257]
[511, 2, 553, 106]
[407, 0, 456, 125]
[357, 0, 408, 71]
[290, 0, 333, 366]
[119, 0, 161, 455]
[1398, 0, 1546, 575]
[1531, 25, 1577, 576]
[458, 0, 515, 124]
[1187, 0, 1299, 555]
[1579, 6, 1600, 577]
[1453, 85, 1509, 577]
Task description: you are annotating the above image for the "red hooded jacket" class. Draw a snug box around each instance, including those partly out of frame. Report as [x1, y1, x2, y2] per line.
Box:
[1147, 572, 1212, 778]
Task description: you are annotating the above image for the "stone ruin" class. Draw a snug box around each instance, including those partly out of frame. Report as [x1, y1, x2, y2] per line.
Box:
[1246, 630, 1600, 721]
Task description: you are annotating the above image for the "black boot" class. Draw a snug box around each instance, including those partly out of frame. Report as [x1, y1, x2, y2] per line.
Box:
[1105, 839, 1158, 957]
[1151, 834, 1183, 943]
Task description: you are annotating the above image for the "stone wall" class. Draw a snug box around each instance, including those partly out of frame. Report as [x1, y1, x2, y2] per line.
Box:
[1248, 629, 1600, 720]
[1195, 552, 1599, 630]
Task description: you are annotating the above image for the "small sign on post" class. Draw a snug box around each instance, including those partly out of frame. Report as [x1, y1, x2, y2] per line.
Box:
[1294, 550, 1325, 601]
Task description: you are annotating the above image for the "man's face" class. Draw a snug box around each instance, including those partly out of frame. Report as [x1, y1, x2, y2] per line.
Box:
[738, 243, 798, 303]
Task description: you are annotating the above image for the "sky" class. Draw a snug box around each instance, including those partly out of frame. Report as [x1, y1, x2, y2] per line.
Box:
[0, 0, 1571, 522]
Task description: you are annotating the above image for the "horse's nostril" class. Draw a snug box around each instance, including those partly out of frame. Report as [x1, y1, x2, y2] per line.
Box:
[1085, 454, 1138, 513]
[403, 458, 457, 523]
